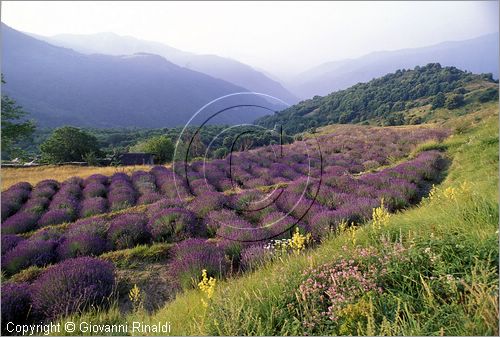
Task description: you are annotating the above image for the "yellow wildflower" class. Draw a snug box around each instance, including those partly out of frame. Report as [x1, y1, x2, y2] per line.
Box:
[198, 269, 216, 307]
[289, 227, 312, 253]
[349, 224, 357, 246]
[129, 284, 142, 311]
[428, 184, 437, 200]
[372, 199, 390, 230]
[443, 186, 457, 200]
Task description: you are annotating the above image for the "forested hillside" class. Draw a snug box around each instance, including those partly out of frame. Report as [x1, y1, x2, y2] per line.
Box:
[257, 63, 498, 134]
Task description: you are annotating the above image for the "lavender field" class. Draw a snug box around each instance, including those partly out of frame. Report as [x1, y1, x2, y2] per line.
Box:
[2, 2, 498, 335]
[1, 125, 451, 324]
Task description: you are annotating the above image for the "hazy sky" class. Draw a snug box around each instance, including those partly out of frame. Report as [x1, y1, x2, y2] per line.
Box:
[2, 1, 498, 78]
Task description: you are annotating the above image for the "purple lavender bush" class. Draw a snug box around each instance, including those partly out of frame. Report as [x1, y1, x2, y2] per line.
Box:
[108, 178, 136, 211]
[48, 191, 79, 217]
[187, 191, 228, 218]
[215, 219, 265, 262]
[1, 234, 25, 255]
[57, 233, 107, 260]
[240, 245, 272, 271]
[170, 238, 229, 290]
[260, 211, 298, 240]
[146, 198, 186, 217]
[1, 282, 33, 327]
[2, 239, 58, 276]
[83, 174, 108, 186]
[30, 226, 65, 242]
[309, 210, 345, 239]
[79, 197, 107, 217]
[82, 182, 107, 198]
[38, 209, 73, 227]
[189, 178, 217, 196]
[35, 179, 59, 190]
[1, 212, 39, 234]
[1, 186, 31, 220]
[21, 196, 50, 216]
[31, 257, 114, 320]
[107, 213, 150, 249]
[204, 209, 242, 237]
[31, 185, 57, 199]
[137, 192, 162, 205]
[147, 208, 198, 242]
[66, 217, 108, 238]
[131, 171, 157, 195]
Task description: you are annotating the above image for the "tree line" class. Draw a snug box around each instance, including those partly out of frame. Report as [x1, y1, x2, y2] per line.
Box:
[256, 63, 499, 134]
[2, 76, 291, 165]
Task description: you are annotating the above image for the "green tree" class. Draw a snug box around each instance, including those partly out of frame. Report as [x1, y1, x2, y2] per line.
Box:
[431, 92, 446, 109]
[131, 135, 174, 164]
[445, 94, 465, 109]
[40, 126, 101, 163]
[1, 76, 35, 159]
[213, 147, 228, 159]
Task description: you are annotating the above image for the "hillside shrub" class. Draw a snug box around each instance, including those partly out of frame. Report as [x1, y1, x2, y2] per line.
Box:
[2, 239, 58, 276]
[1, 282, 33, 327]
[170, 238, 228, 290]
[38, 209, 73, 227]
[57, 233, 107, 260]
[31, 257, 114, 320]
[1, 212, 39, 234]
[79, 197, 107, 217]
[1, 234, 25, 255]
[107, 213, 150, 249]
[147, 208, 198, 242]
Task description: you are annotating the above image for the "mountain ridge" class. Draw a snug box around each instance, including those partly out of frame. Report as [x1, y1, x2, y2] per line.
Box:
[290, 32, 499, 98]
[1, 24, 277, 128]
[31, 31, 299, 104]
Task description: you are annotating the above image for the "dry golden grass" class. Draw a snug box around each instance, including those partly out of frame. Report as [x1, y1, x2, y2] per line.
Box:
[1, 165, 159, 190]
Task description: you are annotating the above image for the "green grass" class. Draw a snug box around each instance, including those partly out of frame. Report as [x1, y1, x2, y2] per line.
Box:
[55, 108, 498, 335]
[100, 242, 172, 269]
[147, 110, 498, 335]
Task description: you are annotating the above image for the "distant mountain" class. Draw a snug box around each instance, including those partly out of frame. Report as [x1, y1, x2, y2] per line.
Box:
[290, 33, 499, 98]
[1, 24, 279, 128]
[257, 63, 498, 135]
[33, 32, 299, 104]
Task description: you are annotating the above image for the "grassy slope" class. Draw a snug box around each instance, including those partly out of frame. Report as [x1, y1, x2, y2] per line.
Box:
[57, 104, 498, 336]
[146, 106, 498, 335]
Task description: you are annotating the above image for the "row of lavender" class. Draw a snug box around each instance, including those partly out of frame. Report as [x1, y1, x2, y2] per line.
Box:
[182, 126, 448, 191]
[1, 126, 447, 236]
[1, 170, 162, 235]
[1, 150, 444, 325]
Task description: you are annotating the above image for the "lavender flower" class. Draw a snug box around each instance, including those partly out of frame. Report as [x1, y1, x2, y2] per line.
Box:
[169, 238, 228, 290]
[1, 282, 33, 326]
[82, 182, 107, 198]
[147, 208, 198, 242]
[137, 192, 162, 205]
[2, 239, 58, 275]
[107, 213, 150, 249]
[83, 174, 108, 186]
[187, 191, 228, 218]
[38, 209, 73, 227]
[240, 245, 272, 271]
[57, 233, 107, 260]
[79, 197, 107, 217]
[31, 257, 114, 320]
[1, 234, 25, 255]
[2, 212, 39, 234]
